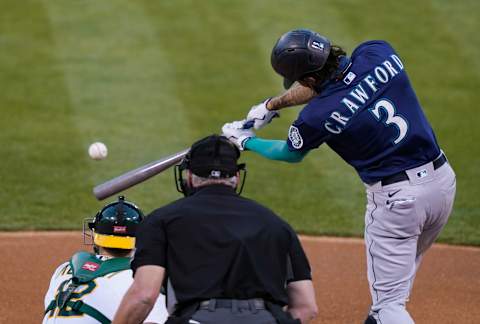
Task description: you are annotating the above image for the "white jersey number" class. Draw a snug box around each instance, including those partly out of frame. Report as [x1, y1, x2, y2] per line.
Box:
[369, 99, 408, 144]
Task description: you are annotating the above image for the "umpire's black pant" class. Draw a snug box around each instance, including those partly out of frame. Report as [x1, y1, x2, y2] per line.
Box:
[189, 299, 277, 324]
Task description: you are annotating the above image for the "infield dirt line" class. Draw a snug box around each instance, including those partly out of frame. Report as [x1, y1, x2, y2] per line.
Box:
[1, 231, 479, 323]
[1, 231, 478, 251]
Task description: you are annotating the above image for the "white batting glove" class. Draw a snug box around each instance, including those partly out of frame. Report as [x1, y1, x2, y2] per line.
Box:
[221, 120, 255, 151]
[245, 98, 279, 130]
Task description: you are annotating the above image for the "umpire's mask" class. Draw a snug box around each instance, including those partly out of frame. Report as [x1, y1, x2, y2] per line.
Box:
[175, 135, 246, 196]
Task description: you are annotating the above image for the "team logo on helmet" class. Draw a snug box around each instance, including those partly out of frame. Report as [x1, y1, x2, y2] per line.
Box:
[311, 41, 325, 51]
[113, 226, 127, 234]
[288, 125, 304, 149]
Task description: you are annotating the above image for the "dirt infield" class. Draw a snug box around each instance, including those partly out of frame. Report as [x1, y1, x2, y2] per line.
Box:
[1, 232, 479, 324]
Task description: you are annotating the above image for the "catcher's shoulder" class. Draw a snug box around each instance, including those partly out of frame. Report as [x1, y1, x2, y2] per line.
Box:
[50, 260, 72, 280]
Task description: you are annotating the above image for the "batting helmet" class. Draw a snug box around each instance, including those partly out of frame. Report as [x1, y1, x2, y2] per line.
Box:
[86, 196, 144, 250]
[271, 29, 331, 89]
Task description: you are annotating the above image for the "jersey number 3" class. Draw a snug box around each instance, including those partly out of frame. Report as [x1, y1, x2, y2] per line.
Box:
[369, 99, 408, 144]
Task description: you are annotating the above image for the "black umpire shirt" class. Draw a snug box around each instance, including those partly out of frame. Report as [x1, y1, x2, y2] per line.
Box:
[131, 184, 312, 306]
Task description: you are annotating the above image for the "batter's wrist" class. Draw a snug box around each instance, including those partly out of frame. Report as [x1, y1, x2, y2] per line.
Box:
[266, 98, 277, 111]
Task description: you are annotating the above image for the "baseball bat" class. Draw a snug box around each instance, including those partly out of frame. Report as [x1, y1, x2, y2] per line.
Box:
[93, 148, 189, 200]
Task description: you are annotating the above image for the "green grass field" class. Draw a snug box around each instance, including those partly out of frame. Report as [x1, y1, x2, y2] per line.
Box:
[1, 0, 479, 245]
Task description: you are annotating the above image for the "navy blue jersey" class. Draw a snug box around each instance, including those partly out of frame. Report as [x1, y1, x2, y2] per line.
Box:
[286, 40, 440, 183]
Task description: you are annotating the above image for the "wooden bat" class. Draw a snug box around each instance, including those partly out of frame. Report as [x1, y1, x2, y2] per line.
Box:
[93, 148, 189, 200]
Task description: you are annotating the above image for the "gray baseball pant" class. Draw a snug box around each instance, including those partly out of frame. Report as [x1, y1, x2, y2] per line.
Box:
[364, 159, 456, 324]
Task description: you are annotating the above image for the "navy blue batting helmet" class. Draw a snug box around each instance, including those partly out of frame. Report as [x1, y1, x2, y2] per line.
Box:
[271, 29, 331, 89]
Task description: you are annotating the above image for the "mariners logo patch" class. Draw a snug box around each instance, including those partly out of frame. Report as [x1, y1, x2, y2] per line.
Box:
[113, 226, 127, 233]
[288, 126, 303, 149]
[82, 262, 100, 272]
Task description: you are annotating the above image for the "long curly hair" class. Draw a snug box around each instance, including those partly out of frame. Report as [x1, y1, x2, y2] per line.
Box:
[301, 45, 347, 88]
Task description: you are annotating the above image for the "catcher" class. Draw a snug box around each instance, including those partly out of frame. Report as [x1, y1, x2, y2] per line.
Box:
[42, 196, 168, 324]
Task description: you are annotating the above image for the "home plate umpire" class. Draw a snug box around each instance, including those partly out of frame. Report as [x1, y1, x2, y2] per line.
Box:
[113, 135, 318, 324]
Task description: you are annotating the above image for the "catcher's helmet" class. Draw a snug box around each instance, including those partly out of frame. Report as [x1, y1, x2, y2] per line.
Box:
[271, 29, 331, 89]
[87, 196, 144, 250]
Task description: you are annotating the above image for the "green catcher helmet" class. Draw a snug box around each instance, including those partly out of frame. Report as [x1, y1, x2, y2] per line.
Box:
[86, 196, 144, 250]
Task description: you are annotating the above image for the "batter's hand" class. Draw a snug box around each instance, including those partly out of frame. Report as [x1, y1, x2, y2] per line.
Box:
[245, 99, 279, 130]
[222, 120, 255, 151]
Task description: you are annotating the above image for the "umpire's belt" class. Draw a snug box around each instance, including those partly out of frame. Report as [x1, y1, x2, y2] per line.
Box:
[199, 298, 265, 310]
[380, 153, 447, 186]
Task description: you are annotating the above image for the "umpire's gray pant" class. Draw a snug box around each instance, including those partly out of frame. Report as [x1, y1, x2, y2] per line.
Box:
[189, 299, 277, 324]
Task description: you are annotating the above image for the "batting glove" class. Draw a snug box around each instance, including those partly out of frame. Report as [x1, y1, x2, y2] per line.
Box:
[245, 98, 279, 130]
[221, 120, 255, 151]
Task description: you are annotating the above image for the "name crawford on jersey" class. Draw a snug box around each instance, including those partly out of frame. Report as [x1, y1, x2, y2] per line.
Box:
[324, 54, 404, 135]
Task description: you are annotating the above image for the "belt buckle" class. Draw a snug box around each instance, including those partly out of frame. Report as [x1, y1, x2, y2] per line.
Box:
[253, 299, 263, 309]
[199, 299, 216, 311]
[207, 299, 216, 312]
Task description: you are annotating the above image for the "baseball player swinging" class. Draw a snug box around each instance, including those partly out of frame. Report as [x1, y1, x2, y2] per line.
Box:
[42, 196, 168, 324]
[222, 29, 456, 324]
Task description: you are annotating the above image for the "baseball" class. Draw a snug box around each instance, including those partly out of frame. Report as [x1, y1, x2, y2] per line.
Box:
[88, 142, 108, 160]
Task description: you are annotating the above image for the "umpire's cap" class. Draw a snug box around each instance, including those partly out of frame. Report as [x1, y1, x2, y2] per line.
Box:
[88, 196, 144, 249]
[271, 29, 331, 89]
[187, 135, 241, 178]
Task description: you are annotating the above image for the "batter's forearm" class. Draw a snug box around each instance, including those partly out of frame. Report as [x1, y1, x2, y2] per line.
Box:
[267, 82, 317, 111]
[244, 137, 307, 163]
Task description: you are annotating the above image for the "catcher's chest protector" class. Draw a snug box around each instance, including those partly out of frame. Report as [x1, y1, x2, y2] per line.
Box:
[45, 252, 130, 323]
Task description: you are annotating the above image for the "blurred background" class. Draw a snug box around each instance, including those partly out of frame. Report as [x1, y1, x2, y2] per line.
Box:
[1, 0, 478, 245]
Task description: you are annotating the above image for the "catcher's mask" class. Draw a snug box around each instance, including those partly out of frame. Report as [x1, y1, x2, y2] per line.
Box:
[83, 196, 144, 251]
[175, 135, 247, 196]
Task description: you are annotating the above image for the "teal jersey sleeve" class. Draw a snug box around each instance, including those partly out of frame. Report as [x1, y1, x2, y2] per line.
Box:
[244, 137, 308, 163]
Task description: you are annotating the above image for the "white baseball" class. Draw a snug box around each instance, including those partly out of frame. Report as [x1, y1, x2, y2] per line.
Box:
[88, 142, 108, 160]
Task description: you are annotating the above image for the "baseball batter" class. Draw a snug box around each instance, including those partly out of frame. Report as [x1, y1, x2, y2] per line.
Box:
[42, 196, 168, 324]
[222, 29, 456, 324]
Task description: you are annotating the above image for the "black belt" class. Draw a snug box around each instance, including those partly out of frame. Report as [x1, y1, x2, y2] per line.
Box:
[380, 153, 447, 186]
[199, 298, 265, 310]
